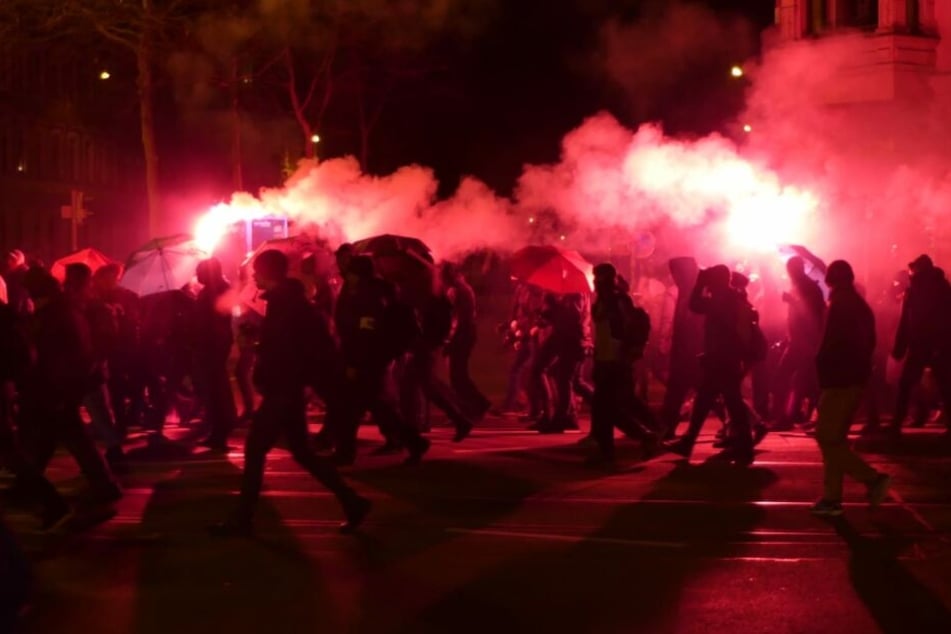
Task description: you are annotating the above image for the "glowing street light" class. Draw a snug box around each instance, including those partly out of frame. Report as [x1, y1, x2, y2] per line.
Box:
[730, 65, 744, 78]
[99, 70, 111, 80]
[528, 217, 535, 224]
[310, 133, 321, 144]
[743, 124, 752, 134]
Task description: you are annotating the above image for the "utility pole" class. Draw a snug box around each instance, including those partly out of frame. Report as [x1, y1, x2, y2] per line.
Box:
[62, 189, 87, 252]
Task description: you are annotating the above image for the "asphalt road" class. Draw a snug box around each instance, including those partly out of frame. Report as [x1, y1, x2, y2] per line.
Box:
[4, 417, 951, 634]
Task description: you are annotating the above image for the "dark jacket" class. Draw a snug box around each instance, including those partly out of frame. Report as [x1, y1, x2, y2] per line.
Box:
[26, 295, 95, 402]
[668, 258, 703, 369]
[893, 267, 951, 358]
[335, 277, 394, 371]
[194, 279, 234, 364]
[254, 278, 331, 395]
[689, 284, 747, 371]
[817, 285, 876, 389]
[787, 274, 825, 348]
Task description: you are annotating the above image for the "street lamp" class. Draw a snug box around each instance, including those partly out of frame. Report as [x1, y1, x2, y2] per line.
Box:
[99, 70, 111, 80]
[310, 133, 320, 144]
[730, 65, 744, 78]
[742, 124, 752, 134]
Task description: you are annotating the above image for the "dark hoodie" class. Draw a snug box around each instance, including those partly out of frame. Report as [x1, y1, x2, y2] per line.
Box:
[254, 278, 333, 395]
[893, 266, 951, 358]
[817, 284, 876, 389]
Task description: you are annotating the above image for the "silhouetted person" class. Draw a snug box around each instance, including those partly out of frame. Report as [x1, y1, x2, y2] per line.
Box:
[863, 270, 909, 433]
[93, 263, 142, 437]
[441, 263, 490, 420]
[773, 256, 825, 429]
[501, 283, 544, 413]
[665, 264, 754, 465]
[194, 258, 238, 451]
[211, 249, 369, 537]
[659, 257, 703, 438]
[0, 296, 71, 530]
[890, 254, 951, 436]
[401, 288, 474, 440]
[811, 260, 891, 516]
[587, 263, 657, 467]
[64, 263, 127, 473]
[533, 293, 587, 433]
[335, 255, 431, 463]
[17, 267, 121, 505]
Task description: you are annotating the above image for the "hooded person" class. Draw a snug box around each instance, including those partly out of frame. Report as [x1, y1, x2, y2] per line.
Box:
[193, 258, 238, 451]
[811, 260, 891, 516]
[890, 254, 951, 436]
[664, 264, 754, 466]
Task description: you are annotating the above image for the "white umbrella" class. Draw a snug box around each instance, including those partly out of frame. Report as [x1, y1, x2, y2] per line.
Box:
[121, 235, 207, 297]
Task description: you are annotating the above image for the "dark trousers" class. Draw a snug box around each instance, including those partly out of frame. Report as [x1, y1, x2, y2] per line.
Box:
[401, 349, 470, 431]
[592, 361, 654, 458]
[238, 390, 354, 520]
[18, 392, 115, 491]
[504, 343, 533, 410]
[0, 519, 30, 632]
[235, 346, 256, 416]
[337, 365, 424, 458]
[448, 328, 490, 417]
[196, 355, 237, 445]
[682, 365, 752, 452]
[894, 349, 951, 428]
[1, 388, 68, 519]
[659, 358, 701, 435]
[772, 343, 819, 424]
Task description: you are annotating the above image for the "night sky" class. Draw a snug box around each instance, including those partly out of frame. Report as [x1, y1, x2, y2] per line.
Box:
[171, 0, 775, 197]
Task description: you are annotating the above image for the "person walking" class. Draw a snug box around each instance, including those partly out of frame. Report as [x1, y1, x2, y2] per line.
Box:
[811, 260, 891, 516]
[211, 250, 370, 536]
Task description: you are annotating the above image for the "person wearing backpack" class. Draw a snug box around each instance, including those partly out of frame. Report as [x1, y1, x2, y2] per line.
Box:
[665, 264, 754, 466]
[587, 263, 658, 467]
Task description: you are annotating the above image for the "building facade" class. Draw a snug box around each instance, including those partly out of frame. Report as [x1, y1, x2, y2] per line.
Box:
[0, 40, 145, 264]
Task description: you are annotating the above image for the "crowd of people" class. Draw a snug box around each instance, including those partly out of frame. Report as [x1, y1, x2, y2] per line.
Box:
[2, 241, 950, 554]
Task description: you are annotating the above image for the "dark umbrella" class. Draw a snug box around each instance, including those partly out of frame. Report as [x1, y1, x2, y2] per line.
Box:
[509, 245, 593, 294]
[351, 234, 435, 304]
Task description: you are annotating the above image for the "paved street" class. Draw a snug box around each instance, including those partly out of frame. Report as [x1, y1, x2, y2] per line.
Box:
[4, 417, 951, 634]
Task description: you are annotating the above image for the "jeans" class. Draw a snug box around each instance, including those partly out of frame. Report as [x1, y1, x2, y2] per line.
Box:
[816, 386, 879, 502]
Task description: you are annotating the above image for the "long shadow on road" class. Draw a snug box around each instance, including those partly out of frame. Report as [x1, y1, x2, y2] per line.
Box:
[829, 517, 951, 633]
[406, 459, 777, 634]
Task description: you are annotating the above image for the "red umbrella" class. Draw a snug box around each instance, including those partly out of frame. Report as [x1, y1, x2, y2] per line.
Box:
[509, 245, 593, 294]
[51, 247, 116, 282]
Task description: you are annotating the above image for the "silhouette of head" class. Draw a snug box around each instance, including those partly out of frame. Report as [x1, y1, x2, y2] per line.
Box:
[825, 260, 855, 290]
[253, 249, 289, 290]
[593, 262, 617, 295]
[349, 255, 376, 281]
[196, 257, 223, 287]
[705, 264, 731, 291]
[64, 263, 93, 298]
[335, 243, 354, 275]
[909, 254, 934, 275]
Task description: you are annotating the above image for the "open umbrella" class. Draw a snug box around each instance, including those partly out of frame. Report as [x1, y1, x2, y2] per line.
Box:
[50, 247, 116, 282]
[238, 233, 335, 315]
[351, 234, 435, 305]
[120, 234, 207, 297]
[509, 245, 593, 294]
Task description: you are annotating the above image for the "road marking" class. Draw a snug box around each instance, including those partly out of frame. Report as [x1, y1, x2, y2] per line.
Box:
[446, 527, 687, 549]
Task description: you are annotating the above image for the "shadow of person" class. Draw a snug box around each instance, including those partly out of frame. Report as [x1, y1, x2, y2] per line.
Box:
[828, 516, 951, 633]
[409, 459, 778, 634]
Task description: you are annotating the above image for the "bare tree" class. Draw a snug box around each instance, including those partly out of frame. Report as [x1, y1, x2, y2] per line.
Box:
[1, 0, 197, 237]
